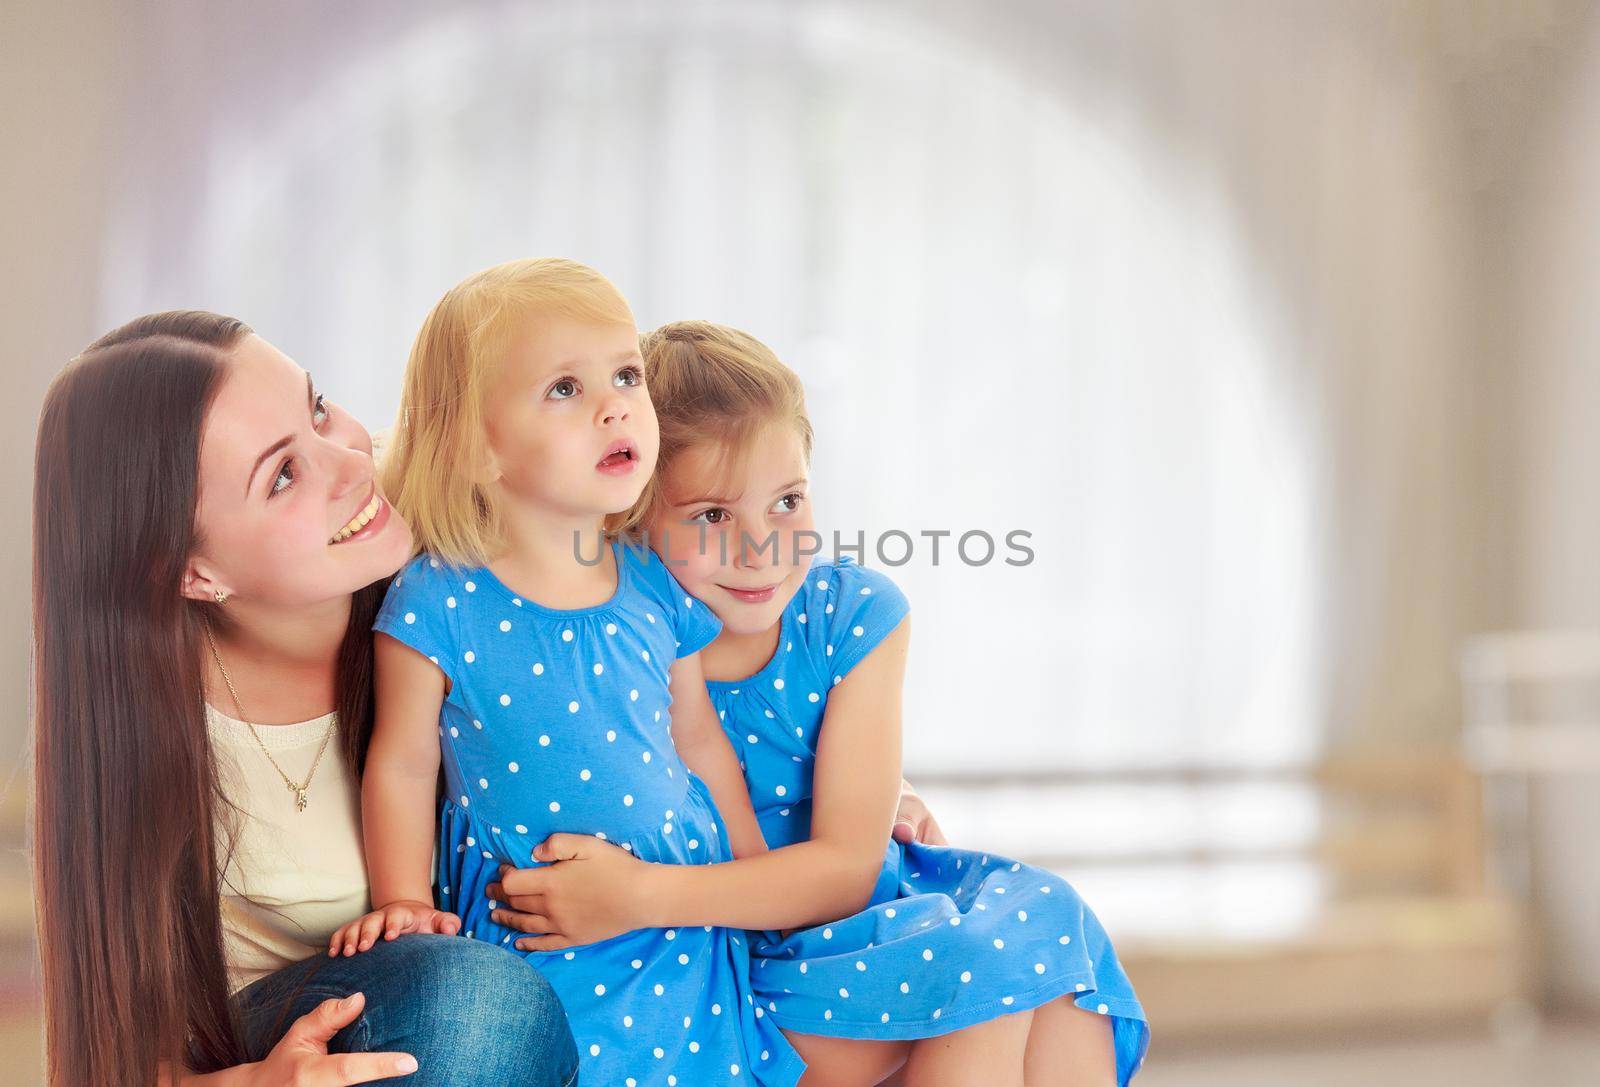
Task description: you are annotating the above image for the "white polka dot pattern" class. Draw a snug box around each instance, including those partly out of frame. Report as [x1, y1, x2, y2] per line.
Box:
[376, 543, 801, 1084]
[701, 556, 1147, 1075]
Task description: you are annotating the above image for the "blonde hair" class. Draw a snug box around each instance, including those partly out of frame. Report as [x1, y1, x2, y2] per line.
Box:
[617, 320, 813, 536]
[381, 257, 635, 564]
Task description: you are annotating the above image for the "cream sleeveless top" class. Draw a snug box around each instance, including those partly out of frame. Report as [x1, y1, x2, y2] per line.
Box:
[206, 704, 370, 994]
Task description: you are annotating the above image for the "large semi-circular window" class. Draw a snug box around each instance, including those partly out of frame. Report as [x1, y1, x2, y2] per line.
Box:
[99, 2, 1314, 781]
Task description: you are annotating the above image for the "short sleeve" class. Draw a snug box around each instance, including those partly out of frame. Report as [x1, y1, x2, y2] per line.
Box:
[663, 565, 722, 658]
[815, 557, 910, 684]
[373, 554, 461, 685]
[620, 540, 723, 658]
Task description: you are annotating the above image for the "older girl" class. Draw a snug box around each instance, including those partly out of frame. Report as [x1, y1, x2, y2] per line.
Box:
[489, 322, 1150, 1086]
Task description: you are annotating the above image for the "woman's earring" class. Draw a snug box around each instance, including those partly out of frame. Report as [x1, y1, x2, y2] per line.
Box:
[214, 589, 229, 605]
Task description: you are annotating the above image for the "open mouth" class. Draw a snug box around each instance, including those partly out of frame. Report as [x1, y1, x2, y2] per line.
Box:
[596, 441, 639, 474]
[329, 491, 385, 544]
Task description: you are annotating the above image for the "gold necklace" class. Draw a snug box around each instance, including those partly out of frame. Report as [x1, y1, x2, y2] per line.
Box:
[204, 623, 336, 813]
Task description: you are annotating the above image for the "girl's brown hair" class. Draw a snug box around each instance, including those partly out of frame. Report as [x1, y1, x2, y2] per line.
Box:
[618, 320, 813, 535]
[31, 312, 384, 1085]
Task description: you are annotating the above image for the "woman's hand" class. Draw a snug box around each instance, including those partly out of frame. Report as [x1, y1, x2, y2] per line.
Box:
[247, 992, 417, 1085]
[891, 778, 948, 846]
[327, 899, 460, 957]
[486, 833, 659, 951]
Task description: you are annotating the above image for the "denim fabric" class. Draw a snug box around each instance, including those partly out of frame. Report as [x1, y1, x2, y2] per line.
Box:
[233, 933, 578, 1086]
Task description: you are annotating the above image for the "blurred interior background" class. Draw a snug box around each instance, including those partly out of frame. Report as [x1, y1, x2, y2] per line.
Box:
[6, 0, 1600, 1082]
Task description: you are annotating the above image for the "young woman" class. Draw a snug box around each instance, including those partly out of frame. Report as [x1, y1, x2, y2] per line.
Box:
[30, 312, 579, 1087]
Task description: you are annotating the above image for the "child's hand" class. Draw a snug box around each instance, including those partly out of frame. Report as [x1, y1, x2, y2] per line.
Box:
[485, 834, 657, 951]
[328, 899, 461, 957]
[891, 778, 948, 846]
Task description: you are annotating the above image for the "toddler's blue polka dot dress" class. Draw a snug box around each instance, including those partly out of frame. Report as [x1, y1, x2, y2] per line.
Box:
[375, 541, 804, 1087]
[707, 555, 1150, 1084]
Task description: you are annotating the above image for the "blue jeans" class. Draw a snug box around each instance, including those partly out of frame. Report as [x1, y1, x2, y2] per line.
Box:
[233, 933, 578, 1086]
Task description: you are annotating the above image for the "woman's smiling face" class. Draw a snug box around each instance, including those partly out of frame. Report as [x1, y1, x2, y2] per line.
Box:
[184, 333, 412, 608]
[646, 421, 816, 637]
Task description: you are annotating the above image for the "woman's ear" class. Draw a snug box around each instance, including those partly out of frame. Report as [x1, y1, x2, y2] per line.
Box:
[180, 560, 229, 604]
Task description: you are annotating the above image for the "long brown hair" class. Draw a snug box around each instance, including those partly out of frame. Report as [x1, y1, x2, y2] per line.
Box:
[31, 312, 384, 1085]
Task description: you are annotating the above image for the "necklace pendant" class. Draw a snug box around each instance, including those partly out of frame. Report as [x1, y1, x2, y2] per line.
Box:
[294, 788, 308, 813]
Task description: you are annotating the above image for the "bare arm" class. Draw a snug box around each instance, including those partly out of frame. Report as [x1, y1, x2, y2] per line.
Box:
[667, 650, 768, 859]
[492, 617, 909, 943]
[362, 633, 447, 908]
[650, 617, 906, 927]
[330, 636, 458, 956]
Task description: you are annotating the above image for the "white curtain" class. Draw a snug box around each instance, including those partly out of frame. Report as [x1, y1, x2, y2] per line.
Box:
[89, 0, 1575, 934]
[99, 0, 1336, 773]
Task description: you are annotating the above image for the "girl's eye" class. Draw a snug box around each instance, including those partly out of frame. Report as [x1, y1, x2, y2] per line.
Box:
[270, 458, 295, 496]
[614, 366, 643, 388]
[690, 508, 731, 526]
[771, 492, 805, 514]
[312, 392, 329, 427]
[547, 378, 579, 400]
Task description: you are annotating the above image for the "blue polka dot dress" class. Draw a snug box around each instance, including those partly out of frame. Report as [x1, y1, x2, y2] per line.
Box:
[707, 555, 1150, 1084]
[374, 540, 805, 1087]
